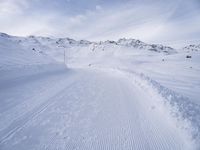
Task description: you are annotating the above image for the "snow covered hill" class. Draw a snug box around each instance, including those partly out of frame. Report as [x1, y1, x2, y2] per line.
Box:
[0, 32, 200, 150]
[0, 33, 65, 90]
[0, 33, 55, 70]
[0, 33, 177, 63]
[183, 44, 200, 52]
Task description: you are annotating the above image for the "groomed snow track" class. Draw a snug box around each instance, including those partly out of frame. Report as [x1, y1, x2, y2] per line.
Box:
[0, 67, 195, 150]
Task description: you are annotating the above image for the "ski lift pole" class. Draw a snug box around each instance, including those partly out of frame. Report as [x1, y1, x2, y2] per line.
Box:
[64, 49, 67, 67]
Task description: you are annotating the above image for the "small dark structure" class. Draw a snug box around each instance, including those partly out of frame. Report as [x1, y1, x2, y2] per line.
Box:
[186, 55, 192, 58]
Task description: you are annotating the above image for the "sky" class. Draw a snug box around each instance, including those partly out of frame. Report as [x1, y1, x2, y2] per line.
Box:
[0, 0, 200, 47]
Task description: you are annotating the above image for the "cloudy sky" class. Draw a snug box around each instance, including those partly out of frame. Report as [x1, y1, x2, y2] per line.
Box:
[0, 0, 200, 47]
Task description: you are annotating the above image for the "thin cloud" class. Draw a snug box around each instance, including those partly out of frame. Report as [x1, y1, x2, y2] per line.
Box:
[0, 0, 200, 47]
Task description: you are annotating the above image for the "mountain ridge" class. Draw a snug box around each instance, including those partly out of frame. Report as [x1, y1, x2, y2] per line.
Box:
[0, 32, 176, 54]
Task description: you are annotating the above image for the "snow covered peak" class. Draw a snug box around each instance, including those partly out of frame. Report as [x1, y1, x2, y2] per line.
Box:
[117, 38, 145, 46]
[79, 40, 92, 45]
[116, 38, 176, 54]
[0, 32, 11, 38]
[148, 44, 175, 54]
[0, 32, 176, 54]
[0, 32, 178, 64]
[183, 44, 200, 52]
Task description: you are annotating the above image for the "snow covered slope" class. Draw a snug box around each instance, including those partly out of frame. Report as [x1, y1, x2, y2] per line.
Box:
[0, 32, 200, 149]
[0, 33, 56, 71]
[0, 33, 176, 63]
[183, 44, 200, 52]
[0, 33, 65, 91]
[0, 69, 195, 150]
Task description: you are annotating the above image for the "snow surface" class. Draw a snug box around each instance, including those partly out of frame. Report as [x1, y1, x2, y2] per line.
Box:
[0, 33, 200, 149]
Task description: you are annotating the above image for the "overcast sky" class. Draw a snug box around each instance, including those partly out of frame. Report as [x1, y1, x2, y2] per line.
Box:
[0, 0, 200, 47]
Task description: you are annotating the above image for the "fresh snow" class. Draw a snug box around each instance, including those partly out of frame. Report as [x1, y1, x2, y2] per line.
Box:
[0, 33, 200, 149]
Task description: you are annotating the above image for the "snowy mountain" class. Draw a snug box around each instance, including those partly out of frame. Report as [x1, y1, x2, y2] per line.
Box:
[0, 33, 177, 63]
[117, 38, 175, 54]
[183, 44, 200, 52]
[0, 33, 55, 70]
[1, 32, 200, 150]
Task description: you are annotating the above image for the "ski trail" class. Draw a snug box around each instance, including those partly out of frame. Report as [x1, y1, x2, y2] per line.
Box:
[0, 80, 77, 144]
[0, 68, 194, 150]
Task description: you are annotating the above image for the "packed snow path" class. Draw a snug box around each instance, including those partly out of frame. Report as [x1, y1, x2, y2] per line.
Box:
[0, 68, 193, 150]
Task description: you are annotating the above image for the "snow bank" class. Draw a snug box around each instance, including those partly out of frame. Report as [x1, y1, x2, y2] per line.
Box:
[95, 66, 200, 148]
[136, 72, 200, 140]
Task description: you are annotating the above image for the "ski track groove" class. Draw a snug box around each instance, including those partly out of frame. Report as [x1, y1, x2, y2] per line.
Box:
[0, 79, 78, 144]
[0, 70, 75, 131]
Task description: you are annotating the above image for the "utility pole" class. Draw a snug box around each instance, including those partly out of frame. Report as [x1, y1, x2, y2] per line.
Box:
[64, 49, 67, 67]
